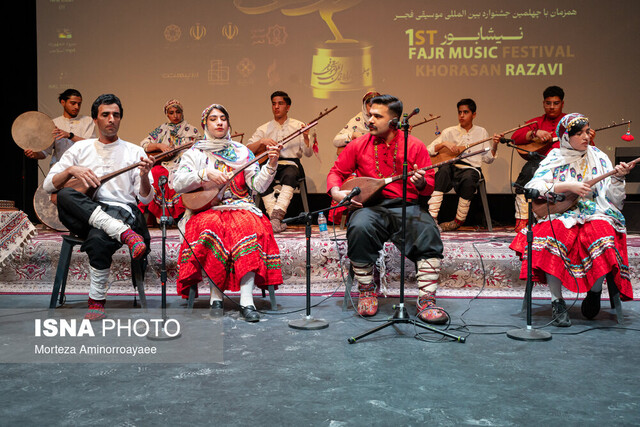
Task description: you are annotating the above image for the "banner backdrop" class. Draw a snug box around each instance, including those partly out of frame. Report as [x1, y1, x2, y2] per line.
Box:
[36, 0, 640, 193]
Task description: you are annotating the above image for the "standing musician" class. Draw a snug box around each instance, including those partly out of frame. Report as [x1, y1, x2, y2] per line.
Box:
[172, 103, 283, 323]
[426, 98, 498, 231]
[43, 94, 154, 321]
[138, 99, 201, 224]
[327, 94, 448, 324]
[24, 88, 95, 165]
[510, 113, 634, 327]
[511, 86, 567, 233]
[246, 91, 312, 233]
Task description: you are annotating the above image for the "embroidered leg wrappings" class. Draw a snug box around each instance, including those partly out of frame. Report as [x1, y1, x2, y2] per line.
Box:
[515, 194, 528, 220]
[262, 192, 277, 218]
[428, 191, 444, 220]
[85, 266, 110, 321]
[416, 258, 448, 324]
[352, 262, 377, 316]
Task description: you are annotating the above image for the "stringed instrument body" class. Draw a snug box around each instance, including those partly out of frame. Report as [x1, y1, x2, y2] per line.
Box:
[531, 156, 640, 218]
[430, 122, 534, 164]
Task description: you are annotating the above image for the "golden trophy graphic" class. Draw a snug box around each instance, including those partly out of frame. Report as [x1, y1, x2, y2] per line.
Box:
[234, 0, 371, 99]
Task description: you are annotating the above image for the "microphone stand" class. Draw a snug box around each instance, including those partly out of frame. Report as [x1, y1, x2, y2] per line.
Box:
[283, 201, 353, 330]
[347, 111, 465, 344]
[148, 177, 181, 341]
[506, 187, 552, 341]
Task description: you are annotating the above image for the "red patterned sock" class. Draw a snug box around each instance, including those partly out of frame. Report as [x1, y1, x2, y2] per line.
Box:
[84, 298, 106, 321]
[120, 228, 146, 260]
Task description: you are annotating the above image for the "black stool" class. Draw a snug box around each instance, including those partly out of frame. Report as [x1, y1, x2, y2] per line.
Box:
[49, 234, 147, 309]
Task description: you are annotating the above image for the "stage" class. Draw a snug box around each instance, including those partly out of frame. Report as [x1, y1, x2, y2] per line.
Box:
[1, 224, 639, 301]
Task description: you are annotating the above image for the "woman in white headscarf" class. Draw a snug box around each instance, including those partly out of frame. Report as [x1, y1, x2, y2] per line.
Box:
[332, 90, 380, 149]
[510, 113, 635, 326]
[172, 103, 282, 322]
[139, 99, 200, 223]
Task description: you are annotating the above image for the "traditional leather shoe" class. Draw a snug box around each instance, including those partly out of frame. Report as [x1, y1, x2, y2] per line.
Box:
[209, 300, 224, 317]
[551, 299, 572, 327]
[439, 220, 461, 232]
[514, 219, 528, 234]
[84, 298, 106, 321]
[416, 292, 448, 324]
[357, 291, 378, 316]
[240, 305, 260, 323]
[581, 290, 602, 320]
[270, 208, 288, 233]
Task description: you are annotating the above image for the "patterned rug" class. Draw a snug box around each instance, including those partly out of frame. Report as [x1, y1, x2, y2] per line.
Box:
[1, 225, 639, 300]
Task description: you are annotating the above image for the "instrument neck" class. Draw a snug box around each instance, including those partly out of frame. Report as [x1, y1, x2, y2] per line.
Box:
[585, 156, 640, 187]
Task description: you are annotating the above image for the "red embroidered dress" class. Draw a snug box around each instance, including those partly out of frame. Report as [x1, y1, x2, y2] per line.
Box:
[172, 140, 282, 297]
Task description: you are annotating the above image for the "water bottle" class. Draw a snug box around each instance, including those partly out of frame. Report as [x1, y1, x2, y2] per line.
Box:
[317, 212, 329, 239]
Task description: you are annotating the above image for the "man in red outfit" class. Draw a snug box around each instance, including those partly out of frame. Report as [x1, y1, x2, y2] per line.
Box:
[327, 94, 447, 324]
[511, 86, 566, 233]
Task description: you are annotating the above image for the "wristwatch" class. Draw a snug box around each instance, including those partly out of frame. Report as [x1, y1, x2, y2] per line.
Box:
[68, 132, 75, 139]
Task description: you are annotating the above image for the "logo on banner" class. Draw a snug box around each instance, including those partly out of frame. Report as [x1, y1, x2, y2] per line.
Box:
[222, 22, 239, 40]
[190, 23, 207, 40]
[208, 60, 230, 85]
[164, 24, 182, 42]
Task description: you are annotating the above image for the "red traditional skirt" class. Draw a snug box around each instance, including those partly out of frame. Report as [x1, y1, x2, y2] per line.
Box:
[509, 219, 632, 300]
[176, 208, 283, 297]
[138, 165, 185, 220]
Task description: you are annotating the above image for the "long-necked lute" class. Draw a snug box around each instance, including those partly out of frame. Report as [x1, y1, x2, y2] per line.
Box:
[516, 120, 631, 160]
[50, 144, 190, 205]
[532, 156, 640, 218]
[181, 106, 338, 212]
[431, 122, 534, 163]
[340, 146, 490, 206]
[144, 133, 244, 162]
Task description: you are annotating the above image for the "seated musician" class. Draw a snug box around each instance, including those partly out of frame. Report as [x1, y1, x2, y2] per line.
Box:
[511, 86, 567, 233]
[245, 91, 312, 233]
[172, 103, 283, 322]
[138, 99, 201, 224]
[42, 94, 153, 321]
[426, 98, 498, 231]
[327, 94, 448, 324]
[332, 90, 380, 151]
[509, 113, 634, 327]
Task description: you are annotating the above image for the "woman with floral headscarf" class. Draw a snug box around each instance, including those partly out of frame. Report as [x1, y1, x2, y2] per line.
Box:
[172, 103, 283, 322]
[138, 99, 200, 223]
[510, 113, 635, 327]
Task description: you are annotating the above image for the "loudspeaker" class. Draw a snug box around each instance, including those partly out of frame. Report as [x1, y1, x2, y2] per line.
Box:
[622, 201, 640, 233]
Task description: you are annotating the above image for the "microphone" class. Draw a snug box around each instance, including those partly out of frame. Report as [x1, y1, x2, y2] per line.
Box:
[389, 118, 399, 129]
[158, 175, 168, 186]
[401, 108, 420, 127]
[499, 137, 514, 144]
[512, 183, 565, 202]
[340, 186, 361, 204]
[540, 191, 566, 202]
[405, 108, 420, 121]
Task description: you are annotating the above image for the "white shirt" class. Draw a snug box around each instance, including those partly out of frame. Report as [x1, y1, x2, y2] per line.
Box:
[248, 118, 313, 162]
[43, 138, 154, 215]
[427, 124, 494, 168]
[43, 115, 96, 166]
